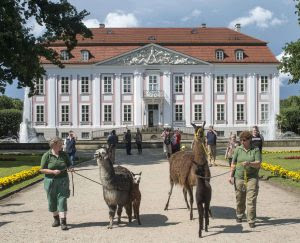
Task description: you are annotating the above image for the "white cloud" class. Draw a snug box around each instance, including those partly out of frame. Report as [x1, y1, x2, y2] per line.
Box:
[104, 11, 139, 27]
[228, 6, 287, 29]
[27, 18, 46, 37]
[83, 19, 101, 28]
[276, 51, 291, 86]
[181, 9, 202, 22]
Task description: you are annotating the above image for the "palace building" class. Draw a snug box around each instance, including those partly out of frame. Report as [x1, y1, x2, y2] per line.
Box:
[24, 24, 280, 140]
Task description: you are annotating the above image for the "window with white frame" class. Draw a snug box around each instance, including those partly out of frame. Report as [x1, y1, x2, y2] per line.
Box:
[261, 104, 269, 121]
[194, 75, 202, 93]
[35, 78, 44, 95]
[60, 50, 69, 61]
[61, 77, 69, 94]
[216, 50, 224, 60]
[236, 76, 244, 93]
[260, 76, 269, 92]
[81, 105, 89, 122]
[104, 105, 112, 122]
[175, 104, 183, 121]
[123, 76, 132, 93]
[149, 75, 158, 91]
[216, 76, 225, 93]
[236, 104, 245, 121]
[81, 50, 89, 61]
[81, 132, 90, 139]
[103, 76, 112, 93]
[236, 50, 244, 60]
[36, 105, 44, 122]
[174, 75, 183, 93]
[61, 132, 69, 139]
[61, 105, 69, 122]
[216, 104, 225, 121]
[81, 76, 89, 94]
[123, 105, 132, 122]
[194, 104, 202, 121]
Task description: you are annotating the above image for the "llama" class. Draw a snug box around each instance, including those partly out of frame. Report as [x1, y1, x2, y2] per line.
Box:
[195, 163, 212, 238]
[131, 172, 142, 225]
[94, 147, 133, 229]
[164, 122, 210, 220]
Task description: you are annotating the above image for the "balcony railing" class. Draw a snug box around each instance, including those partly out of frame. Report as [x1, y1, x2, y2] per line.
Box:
[143, 90, 164, 98]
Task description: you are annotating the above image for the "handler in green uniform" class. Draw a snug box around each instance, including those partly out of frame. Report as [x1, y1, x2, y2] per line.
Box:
[228, 131, 262, 228]
[40, 137, 74, 230]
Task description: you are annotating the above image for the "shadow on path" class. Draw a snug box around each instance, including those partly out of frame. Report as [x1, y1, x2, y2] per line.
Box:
[0, 203, 24, 207]
[256, 216, 300, 227]
[210, 206, 236, 219]
[69, 221, 107, 229]
[207, 224, 252, 237]
[0, 221, 12, 227]
[0, 210, 33, 216]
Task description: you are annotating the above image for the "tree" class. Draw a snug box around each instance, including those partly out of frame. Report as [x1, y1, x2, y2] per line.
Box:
[277, 96, 300, 134]
[0, 0, 92, 95]
[0, 95, 23, 110]
[279, 0, 300, 84]
[0, 109, 22, 136]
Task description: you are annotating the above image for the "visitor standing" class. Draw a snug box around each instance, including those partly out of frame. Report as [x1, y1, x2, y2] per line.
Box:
[172, 129, 181, 153]
[225, 134, 241, 167]
[124, 130, 132, 155]
[251, 126, 264, 153]
[135, 128, 143, 154]
[40, 137, 74, 230]
[65, 131, 76, 166]
[107, 130, 118, 163]
[228, 131, 261, 228]
[161, 128, 172, 158]
[206, 125, 217, 166]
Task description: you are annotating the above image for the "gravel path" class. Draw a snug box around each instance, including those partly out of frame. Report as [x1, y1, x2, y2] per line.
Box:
[0, 149, 299, 243]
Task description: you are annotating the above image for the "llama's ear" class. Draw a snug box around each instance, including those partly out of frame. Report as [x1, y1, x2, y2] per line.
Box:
[191, 123, 196, 129]
[202, 121, 206, 128]
[139, 172, 142, 175]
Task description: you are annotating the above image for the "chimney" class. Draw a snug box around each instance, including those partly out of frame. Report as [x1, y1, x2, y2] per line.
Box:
[201, 23, 206, 28]
[235, 23, 241, 32]
[99, 23, 105, 28]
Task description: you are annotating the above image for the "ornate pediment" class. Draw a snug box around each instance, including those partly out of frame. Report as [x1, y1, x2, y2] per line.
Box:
[97, 44, 209, 66]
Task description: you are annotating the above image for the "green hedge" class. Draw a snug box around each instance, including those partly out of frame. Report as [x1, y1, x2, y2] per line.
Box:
[0, 109, 22, 137]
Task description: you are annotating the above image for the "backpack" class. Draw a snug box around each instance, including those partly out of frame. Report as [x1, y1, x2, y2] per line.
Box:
[164, 135, 171, 145]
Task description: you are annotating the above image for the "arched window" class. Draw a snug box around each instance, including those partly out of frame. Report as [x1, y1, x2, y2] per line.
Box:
[81, 50, 90, 61]
[216, 50, 224, 60]
[60, 50, 69, 61]
[236, 50, 244, 61]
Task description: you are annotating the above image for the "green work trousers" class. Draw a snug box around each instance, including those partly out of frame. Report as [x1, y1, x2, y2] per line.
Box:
[235, 177, 259, 224]
[44, 176, 70, 212]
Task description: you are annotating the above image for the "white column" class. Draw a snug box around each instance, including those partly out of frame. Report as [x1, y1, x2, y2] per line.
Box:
[163, 71, 172, 126]
[72, 75, 78, 127]
[204, 73, 212, 125]
[115, 73, 121, 126]
[134, 72, 143, 127]
[273, 73, 280, 118]
[93, 74, 100, 128]
[48, 74, 56, 128]
[227, 74, 234, 126]
[184, 73, 191, 126]
[247, 73, 256, 126]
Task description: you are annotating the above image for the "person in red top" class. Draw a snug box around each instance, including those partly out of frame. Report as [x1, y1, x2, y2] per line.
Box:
[172, 129, 181, 153]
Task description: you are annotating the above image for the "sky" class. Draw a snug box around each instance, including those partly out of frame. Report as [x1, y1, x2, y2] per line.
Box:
[5, 0, 300, 100]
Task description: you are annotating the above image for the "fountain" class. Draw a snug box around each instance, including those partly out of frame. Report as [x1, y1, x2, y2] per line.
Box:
[261, 112, 277, 140]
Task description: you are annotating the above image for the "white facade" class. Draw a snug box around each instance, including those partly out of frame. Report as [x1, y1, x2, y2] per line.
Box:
[27, 44, 280, 139]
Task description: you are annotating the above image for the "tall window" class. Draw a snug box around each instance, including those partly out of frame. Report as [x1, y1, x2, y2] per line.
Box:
[36, 105, 44, 122]
[149, 75, 158, 91]
[103, 76, 112, 93]
[61, 105, 69, 122]
[123, 105, 132, 122]
[81, 50, 89, 61]
[36, 78, 44, 95]
[81, 76, 89, 94]
[236, 50, 244, 60]
[236, 104, 244, 121]
[81, 105, 89, 122]
[216, 104, 225, 121]
[175, 104, 183, 121]
[104, 105, 112, 122]
[61, 77, 69, 94]
[194, 104, 202, 121]
[216, 50, 224, 60]
[216, 76, 225, 93]
[261, 76, 269, 92]
[261, 104, 269, 121]
[60, 50, 69, 61]
[236, 76, 244, 93]
[194, 76, 202, 93]
[123, 76, 132, 93]
[174, 76, 183, 93]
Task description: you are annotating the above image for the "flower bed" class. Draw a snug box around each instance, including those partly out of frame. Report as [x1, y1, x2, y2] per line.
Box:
[261, 162, 300, 182]
[0, 166, 41, 190]
[262, 150, 300, 154]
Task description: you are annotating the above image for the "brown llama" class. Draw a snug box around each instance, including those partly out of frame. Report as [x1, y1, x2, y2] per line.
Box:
[164, 122, 210, 220]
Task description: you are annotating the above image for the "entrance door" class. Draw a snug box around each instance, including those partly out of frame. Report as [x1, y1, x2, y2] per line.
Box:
[148, 104, 159, 127]
[148, 110, 154, 127]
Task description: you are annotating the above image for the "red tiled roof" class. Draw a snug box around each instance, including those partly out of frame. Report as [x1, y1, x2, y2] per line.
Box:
[41, 27, 278, 64]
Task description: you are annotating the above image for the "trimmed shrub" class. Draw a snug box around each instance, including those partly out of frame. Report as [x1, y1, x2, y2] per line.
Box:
[0, 109, 22, 137]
